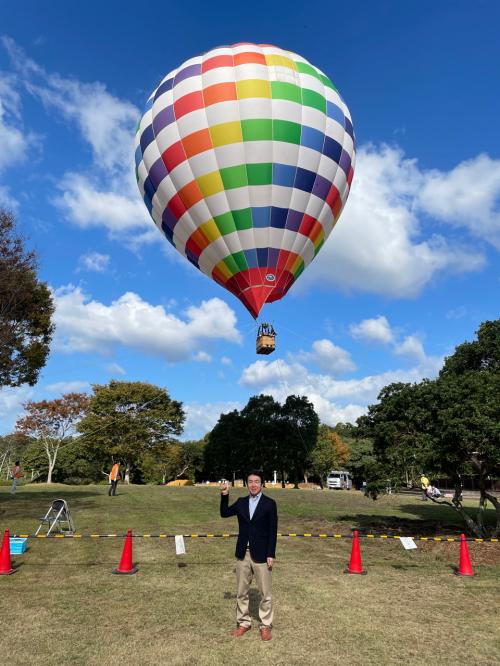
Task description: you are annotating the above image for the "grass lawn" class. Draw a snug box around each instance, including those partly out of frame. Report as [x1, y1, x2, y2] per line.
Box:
[1, 484, 499, 666]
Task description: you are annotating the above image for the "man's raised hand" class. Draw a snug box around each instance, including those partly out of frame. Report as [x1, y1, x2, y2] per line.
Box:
[220, 480, 230, 495]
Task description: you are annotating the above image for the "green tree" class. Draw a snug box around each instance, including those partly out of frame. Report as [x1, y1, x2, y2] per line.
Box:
[58, 435, 109, 484]
[280, 395, 319, 488]
[22, 437, 48, 482]
[77, 381, 185, 482]
[309, 425, 350, 488]
[344, 436, 376, 489]
[440, 319, 500, 375]
[182, 438, 206, 482]
[141, 438, 204, 484]
[240, 394, 283, 480]
[0, 433, 31, 481]
[140, 442, 184, 484]
[430, 371, 500, 535]
[0, 210, 54, 387]
[204, 410, 247, 483]
[360, 320, 500, 536]
[204, 394, 319, 488]
[358, 381, 435, 488]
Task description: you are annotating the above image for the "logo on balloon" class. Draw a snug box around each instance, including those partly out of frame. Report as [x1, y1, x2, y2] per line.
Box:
[265, 274, 276, 282]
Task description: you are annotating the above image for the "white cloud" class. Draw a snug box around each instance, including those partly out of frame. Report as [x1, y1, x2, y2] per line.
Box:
[394, 335, 426, 362]
[0, 385, 33, 434]
[240, 359, 301, 388]
[183, 401, 241, 440]
[351, 314, 443, 374]
[446, 306, 467, 320]
[2, 37, 153, 245]
[239, 350, 444, 427]
[52, 285, 241, 361]
[220, 356, 233, 366]
[53, 172, 152, 237]
[295, 339, 355, 374]
[45, 381, 90, 394]
[3, 36, 137, 174]
[0, 185, 17, 209]
[106, 362, 126, 376]
[241, 358, 418, 400]
[78, 251, 110, 272]
[418, 154, 500, 249]
[301, 395, 367, 426]
[193, 351, 212, 362]
[296, 145, 486, 298]
[0, 71, 39, 201]
[0, 93, 27, 171]
[350, 315, 394, 344]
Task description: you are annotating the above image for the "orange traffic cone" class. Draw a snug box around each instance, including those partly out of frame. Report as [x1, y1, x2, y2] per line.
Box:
[344, 530, 367, 575]
[0, 529, 16, 575]
[454, 533, 474, 576]
[112, 529, 138, 575]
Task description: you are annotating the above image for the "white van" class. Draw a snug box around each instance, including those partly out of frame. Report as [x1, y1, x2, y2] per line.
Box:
[327, 471, 352, 490]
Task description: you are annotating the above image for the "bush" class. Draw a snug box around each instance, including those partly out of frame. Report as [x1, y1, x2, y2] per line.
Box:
[61, 476, 95, 485]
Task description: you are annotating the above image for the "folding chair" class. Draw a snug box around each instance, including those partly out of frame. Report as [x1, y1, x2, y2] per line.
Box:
[35, 499, 76, 536]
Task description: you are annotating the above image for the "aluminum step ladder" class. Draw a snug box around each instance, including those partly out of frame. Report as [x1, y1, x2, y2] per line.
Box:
[35, 499, 75, 536]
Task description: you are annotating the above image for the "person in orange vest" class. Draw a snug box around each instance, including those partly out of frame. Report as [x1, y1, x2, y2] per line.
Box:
[108, 462, 121, 496]
[10, 461, 23, 495]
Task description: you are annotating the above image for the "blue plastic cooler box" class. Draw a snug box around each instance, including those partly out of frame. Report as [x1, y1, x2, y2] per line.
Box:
[9, 538, 28, 555]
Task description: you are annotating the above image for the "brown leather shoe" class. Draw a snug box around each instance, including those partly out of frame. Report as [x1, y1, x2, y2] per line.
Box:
[231, 626, 251, 637]
[260, 627, 272, 641]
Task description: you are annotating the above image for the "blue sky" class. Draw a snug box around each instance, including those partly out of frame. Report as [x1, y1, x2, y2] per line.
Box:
[1, 0, 499, 439]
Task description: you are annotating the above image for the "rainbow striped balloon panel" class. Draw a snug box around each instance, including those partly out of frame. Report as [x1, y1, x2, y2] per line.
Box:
[135, 43, 355, 318]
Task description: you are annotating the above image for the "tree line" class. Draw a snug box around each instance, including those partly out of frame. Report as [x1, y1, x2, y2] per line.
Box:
[1, 381, 353, 489]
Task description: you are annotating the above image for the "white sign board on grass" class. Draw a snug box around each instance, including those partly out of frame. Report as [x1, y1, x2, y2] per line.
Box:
[399, 537, 417, 550]
[175, 535, 186, 555]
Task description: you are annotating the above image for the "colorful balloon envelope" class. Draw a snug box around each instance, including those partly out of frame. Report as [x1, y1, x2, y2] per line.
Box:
[135, 43, 355, 318]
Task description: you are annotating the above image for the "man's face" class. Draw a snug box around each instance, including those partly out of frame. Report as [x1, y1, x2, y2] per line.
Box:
[248, 475, 262, 496]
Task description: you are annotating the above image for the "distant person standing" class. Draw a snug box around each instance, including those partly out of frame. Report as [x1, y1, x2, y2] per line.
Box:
[10, 461, 23, 494]
[108, 462, 121, 496]
[420, 474, 429, 501]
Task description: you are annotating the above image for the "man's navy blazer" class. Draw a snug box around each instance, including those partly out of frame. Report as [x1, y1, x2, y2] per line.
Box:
[220, 493, 278, 563]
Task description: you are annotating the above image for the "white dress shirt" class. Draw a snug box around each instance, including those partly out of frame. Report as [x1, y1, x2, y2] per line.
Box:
[249, 491, 262, 520]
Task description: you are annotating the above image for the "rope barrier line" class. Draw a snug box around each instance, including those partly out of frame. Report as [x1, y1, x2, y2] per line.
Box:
[10, 532, 500, 542]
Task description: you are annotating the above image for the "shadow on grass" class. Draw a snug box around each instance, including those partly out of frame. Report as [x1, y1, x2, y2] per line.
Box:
[399, 503, 496, 535]
[0, 488, 105, 507]
[335, 500, 497, 536]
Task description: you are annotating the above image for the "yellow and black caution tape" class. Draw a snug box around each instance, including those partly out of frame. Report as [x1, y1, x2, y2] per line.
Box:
[10, 532, 499, 543]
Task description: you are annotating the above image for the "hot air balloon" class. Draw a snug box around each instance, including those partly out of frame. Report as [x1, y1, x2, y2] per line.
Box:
[135, 43, 355, 328]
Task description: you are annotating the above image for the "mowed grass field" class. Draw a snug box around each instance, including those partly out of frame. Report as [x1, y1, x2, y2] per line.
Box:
[1, 484, 499, 666]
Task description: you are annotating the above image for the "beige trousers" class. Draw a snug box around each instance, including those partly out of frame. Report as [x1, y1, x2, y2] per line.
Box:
[235, 551, 273, 629]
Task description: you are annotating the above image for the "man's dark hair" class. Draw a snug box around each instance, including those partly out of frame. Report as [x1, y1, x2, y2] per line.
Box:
[247, 470, 264, 484]
[15, 460, 20, 465]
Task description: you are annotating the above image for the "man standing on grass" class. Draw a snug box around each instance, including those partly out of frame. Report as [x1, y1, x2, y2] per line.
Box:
[220, 470, 278, 641]
[10, 461, 23, 494]
[108, 461, 121, 496]
[420, 474, 429, 501]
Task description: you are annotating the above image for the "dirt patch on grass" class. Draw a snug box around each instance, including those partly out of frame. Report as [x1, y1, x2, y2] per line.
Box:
[418, 540, 500, 565]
